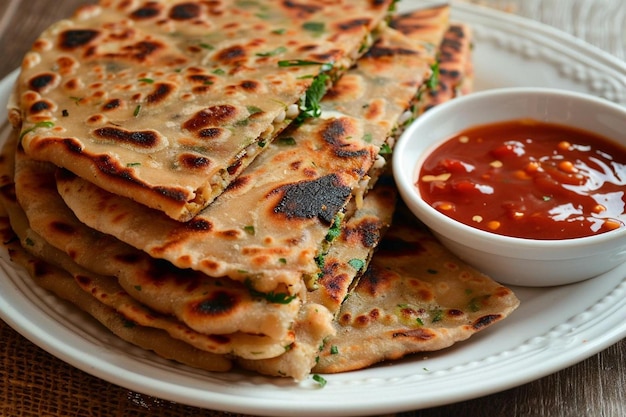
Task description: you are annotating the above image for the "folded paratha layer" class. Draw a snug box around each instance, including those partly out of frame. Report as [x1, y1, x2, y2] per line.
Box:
[12, 0, 394, 221]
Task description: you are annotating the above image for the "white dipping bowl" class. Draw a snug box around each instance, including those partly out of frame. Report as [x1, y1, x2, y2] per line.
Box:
[392, 88, 626, 287]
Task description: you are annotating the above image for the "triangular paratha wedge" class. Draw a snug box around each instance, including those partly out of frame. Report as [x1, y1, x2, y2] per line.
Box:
[10, 0, 394, 221]
[51, 6, 450, 295]
[313, 204, 520, 373]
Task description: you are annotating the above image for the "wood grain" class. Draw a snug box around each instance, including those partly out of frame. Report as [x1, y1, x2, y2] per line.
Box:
[0, 1, 624, 416]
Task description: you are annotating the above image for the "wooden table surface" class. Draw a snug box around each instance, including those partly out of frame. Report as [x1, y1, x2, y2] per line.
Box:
[0, 1, 624, 416]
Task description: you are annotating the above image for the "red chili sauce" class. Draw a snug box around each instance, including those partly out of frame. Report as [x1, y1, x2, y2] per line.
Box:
[418, 119, 626, 239]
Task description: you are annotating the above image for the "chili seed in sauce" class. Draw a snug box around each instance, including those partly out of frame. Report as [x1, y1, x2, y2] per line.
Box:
[418, 119, 626, 239]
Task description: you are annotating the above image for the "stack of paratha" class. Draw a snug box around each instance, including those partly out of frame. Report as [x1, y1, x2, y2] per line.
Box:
[1, 0, 520, 383]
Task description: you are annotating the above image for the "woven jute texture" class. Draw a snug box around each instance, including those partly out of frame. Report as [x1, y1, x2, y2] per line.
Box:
[0, 321, 249, 417]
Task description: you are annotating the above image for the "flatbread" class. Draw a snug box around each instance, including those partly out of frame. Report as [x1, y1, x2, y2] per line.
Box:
[52, 6, 449, 294]
[10, 0, 393, 221]
[421, 23, 474, 113]
[11, 147, 301, 342]
[314, 204, 520, 373]
[0, 215, 232, 373]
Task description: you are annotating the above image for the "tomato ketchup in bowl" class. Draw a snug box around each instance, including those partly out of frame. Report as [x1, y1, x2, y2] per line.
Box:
[393, 88, 626, 287]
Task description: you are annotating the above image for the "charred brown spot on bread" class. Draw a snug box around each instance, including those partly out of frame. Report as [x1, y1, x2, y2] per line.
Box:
[185, 218, 212, 232]
[364, 100, 384, 120]
[59, 29, 100, 50]
[130, 4, 162, 20]
[197, 127, 225, 139]
[218, 229, 242, 239]
[447, 309, 465, 318]
[102, 98, 122, 111]
[93, 127, 160, 148]
[336, 18, 372, 34]
[61, 138, 84, 154]
[146, 83, 176, 105]
[28, 73, 59, 93]
[49, 221, 76, 236]
[188, 74, 217, 85]
[32, 259, 52, 278]
[472, 314, 502, 330]
[318, 260, 350, 303]
[152, 186, 189, 203]
[179, 153, 211, 170]
[270, 174, 351, 224]
[239, 80, 261, 92]
[75, 275, 92, 286]
[359, 264, 395, 295]
[321, 117, 358, 147]
[391, 328, 436, 340]
[29, 100, 53, 114]
[170, 3, 202, 20]
[344, 218, 382, 248]
[280, 1, 321, 18]
[183, 105, 238, 133]
[311, 49, 342, 63]
[226, 159, 243, 176]
[226, 174, 252, 193]
[215, 45, 247, 64]
[376, 236, 426, 257]
[190, 291, 239, 317]
[365, 42, 419, 60]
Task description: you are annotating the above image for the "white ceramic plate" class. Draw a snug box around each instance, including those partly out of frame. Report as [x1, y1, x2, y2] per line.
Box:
[1, 2, 625, 416]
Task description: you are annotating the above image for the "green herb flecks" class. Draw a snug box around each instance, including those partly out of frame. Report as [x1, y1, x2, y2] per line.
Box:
[278, 60, 334, 73]
[272, 28, 287, 35]
[330, 345, 339, 355]
[247, 105, 263, 115]
[243, 225, 255, 235]
[276, 137, 296, 146]
[138, 78, 154, 83]
[348, 258, 365, 272]
[427, 61, 440, 90]
[379, 143, 392, 155]
[324, 214, 342, 243]
[430, 308, 443, 323]
[302, 21, 325, 36]
[19, 121, 55, 141]
[256, 46, 287, 57]
[245, 279, 297, 304]
[312, 374, 327, 388]
[294, 72, 330, 126]
[133, 105, 142, 117]
[126, 162, 141, 168]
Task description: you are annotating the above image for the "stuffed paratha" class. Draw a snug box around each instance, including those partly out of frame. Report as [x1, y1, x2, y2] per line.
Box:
[52, 6, 449, 294]
[0, 215, 233, 372]
[420, 23, 474, 113]
[314, 204, 520, 373]
[10, 0, 393, 221]
[12, 148, 301, 342]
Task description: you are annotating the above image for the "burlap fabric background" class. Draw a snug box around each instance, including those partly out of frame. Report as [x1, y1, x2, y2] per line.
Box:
[0, 322, 250, 417]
